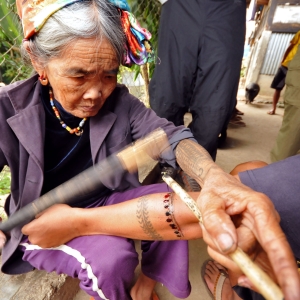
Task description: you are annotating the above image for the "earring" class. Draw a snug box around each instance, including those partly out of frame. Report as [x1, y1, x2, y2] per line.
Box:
[39, 75, 48, 86]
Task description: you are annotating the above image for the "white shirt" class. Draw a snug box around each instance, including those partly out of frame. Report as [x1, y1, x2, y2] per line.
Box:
[158, 0, 168, 4]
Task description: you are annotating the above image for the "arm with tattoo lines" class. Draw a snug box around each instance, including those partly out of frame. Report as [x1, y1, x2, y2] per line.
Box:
[22, 192, 202, 247]
[175, 139, 220, 186]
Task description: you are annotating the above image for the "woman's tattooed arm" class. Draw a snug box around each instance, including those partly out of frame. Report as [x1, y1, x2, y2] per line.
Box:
[175, 139, 220, 187]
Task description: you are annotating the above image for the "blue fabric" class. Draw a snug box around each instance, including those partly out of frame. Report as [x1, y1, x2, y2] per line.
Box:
[108, 0, 130, 11]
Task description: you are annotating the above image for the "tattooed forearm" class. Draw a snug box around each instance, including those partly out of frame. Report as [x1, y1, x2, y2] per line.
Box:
[164, 193, 184, 238]
[136, 196, 164, 240]
[176, 139, 219, 185]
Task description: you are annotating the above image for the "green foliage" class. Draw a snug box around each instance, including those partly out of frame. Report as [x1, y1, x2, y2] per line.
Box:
[0, 0, 160, 84]
[0, 168, 11, 195]
[0, 0, 32, 83]
[127, 0, 161, 79]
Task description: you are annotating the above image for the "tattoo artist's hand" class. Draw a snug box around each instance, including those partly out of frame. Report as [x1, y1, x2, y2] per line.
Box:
[22, 204, 81, 248]
[197, 168, 300, 300]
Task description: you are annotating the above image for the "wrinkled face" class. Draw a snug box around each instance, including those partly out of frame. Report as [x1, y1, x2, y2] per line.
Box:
[43, 38, 119, 118]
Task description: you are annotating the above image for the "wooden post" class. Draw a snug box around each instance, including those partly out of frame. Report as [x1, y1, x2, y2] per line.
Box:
[140, 64, 150, 107]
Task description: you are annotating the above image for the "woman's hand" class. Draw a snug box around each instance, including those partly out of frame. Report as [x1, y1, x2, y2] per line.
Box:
[198, 168, 300, 300]
[22, 204, 81, 248]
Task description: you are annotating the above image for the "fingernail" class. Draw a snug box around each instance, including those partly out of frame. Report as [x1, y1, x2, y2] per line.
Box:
[216, 233, 234, 252]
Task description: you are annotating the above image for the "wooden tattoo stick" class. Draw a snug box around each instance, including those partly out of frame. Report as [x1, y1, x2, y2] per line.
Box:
[0, 128, 169, 234]
[162, 174, 284, 300]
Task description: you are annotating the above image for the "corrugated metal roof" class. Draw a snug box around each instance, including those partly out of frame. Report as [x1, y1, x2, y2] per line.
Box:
[260, 32, 294, 75]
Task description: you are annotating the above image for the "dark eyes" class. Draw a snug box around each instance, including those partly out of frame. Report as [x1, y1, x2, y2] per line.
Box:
[70, 74, 116, 81]
[104, 74, 117, 82]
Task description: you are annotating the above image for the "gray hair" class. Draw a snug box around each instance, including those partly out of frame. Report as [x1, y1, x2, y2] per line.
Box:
[22, 0, 125, 67]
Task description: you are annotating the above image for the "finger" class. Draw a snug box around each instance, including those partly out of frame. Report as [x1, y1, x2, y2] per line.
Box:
[199, 195, 238, 253]
[257, 230, 300, 299]
[237, 275, 261, 293]
[243, 199, 300, 299]
[207, 246, 242, 274]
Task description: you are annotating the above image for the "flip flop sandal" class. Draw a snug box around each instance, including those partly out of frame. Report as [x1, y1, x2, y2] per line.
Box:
[229, 119, 246, 127]
[201, 259, 228, 300]
[236, 110, 244, 115]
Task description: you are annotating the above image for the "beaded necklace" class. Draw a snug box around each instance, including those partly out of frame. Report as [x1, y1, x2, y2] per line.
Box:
[49, 87, 87, 136]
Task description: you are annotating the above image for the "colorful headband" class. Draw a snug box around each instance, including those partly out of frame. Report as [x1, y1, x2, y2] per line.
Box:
[16, 0, 154, 66]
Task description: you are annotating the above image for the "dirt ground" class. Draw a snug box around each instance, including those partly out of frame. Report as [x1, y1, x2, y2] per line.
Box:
[75, 91, 284, 300]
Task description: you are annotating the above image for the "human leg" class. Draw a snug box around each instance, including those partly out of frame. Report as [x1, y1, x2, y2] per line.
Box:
[268, 89, 281, 115]
[229, 99, 246, 127]
[130, 272, 157, 300]
[270, 103, 300, 162]
[21, 184, 191, 300]
[229, 160, 268, 176]
[21, 235, 138, 300]
[104, 184, 191, 299]
[149, 0, 200, 126]
[268, 66, 287, 115]
[120, 186, 191, 298]
[271, 48, 300, 161]
[189, 0, 246, 160]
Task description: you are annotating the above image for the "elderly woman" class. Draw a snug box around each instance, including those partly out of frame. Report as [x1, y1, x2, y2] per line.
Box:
[0, 0, 299, 299]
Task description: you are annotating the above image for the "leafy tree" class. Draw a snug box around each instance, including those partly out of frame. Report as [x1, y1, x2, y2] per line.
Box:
[0, 0, 161, 85]
[0, 167, 10, 195]
[0, 0, 32, 84]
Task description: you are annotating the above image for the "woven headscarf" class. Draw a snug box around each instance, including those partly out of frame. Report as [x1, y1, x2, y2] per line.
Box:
[16, 0, 154, 66]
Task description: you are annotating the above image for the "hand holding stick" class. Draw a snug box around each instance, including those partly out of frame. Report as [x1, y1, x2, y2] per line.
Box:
[162, 174, 284, 300]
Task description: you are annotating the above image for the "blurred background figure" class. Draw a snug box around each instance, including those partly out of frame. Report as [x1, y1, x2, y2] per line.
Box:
[271, 43, 300, 162]
[149, 0, 246, 162]
[268, 30, 300, 115]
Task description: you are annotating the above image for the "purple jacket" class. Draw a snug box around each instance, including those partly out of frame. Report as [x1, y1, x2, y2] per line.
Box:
[0, 75, 194, 274]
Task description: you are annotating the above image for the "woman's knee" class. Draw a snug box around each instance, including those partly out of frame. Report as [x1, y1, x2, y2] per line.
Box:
[78, 242, 139, 299]
[230, 160, 268, 176]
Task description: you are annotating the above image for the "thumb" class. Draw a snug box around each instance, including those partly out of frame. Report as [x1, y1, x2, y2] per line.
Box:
[199, 195, 237, 253]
